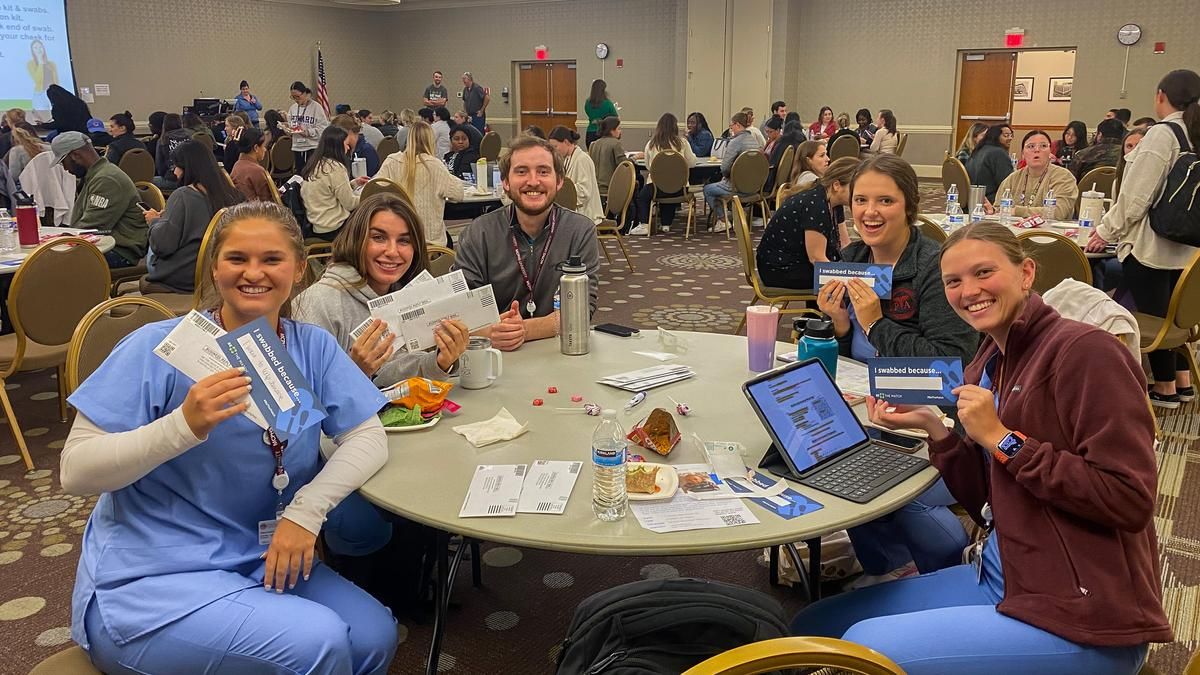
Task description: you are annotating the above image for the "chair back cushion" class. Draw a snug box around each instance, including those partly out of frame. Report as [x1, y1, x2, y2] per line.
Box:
[377, 136, 400, 160]
[607, 161, 637, 220]
[1017, 231, 1092, 294]
[480, 132, 502, 162]
[11, 238, 111, 347]
[427, 245, 456, 278]
[271, 136, 294, 172]
[941, 154, 971, 196]
[828, 134, 859, 161]
[1077, 166, 1116, 200]
[68, 297, 174, 392]
[135, 181, 166, 211]
[119, 149, 155, 184]
[649, 150, 688, 194]
[361, 178, 408, 202]
[1172, 250, 1200, 331]
[730, 197, 755, 285]
[917, 215, 948, 243]
[730, 151, 769, 194]
[555, 176, 578, 210]
[773, 145, 796, 190]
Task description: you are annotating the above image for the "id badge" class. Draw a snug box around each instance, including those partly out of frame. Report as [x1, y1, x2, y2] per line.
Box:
[258, 518, 278, 546]
[972, 539, 985, 583]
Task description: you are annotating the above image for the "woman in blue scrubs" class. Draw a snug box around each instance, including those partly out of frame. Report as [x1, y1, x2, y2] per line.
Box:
[61, 201, 398, 674]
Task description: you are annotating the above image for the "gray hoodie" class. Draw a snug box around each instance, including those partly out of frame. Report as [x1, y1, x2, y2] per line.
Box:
[293, 262, 448, 388]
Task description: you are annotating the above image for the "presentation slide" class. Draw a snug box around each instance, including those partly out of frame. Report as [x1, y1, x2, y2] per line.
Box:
[0, 0, 74, 118]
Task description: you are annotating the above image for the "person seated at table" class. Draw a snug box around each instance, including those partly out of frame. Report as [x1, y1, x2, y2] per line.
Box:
[790, 140, 830, 189]
[293, 193, 467, 610]
[0, 108, 37, 159]
[703, 111, 763, 234]
[523, 124, 547, 139]
[816, 154, 978, 584]
[431, 107, 453, 159]
[855, 108, 877, 149]
[990, 130, 1078, 221]
[793, 220, 1171, 675]
[965, 124, 1014, 203]
[154, 113, 194, 190]
[103, 112, 147, 168]
[548, 125, 604, 225]
[230, 129, 273, 203]
[62, 201, 398, 675]
[1054, 120, 1090, 170]
[444, 126, 480, 180]
[450, 110, 483, 150]
[142, 140, 245, 293]
[687, 111, 715, 157]
[300, 126, 368, 241]
[52, 131, 147, 269]
[1071, 118, 1124, 179]
[374, 120, 464, 248]
[955, 122, 988, 163]
[827, 112, 859, 150]
[588, 115, 625, 198]
[182, 112, 214, 145]
[766, 121, 808, 193]
[756, 156, 856, 291]
[222, 114, 247, 173]
[868, 109, 899, 154]
[630, 113, 697, 235]
[263, 108, 288, 151]
[375, 110, 399, 139]
[355, 110, 384, 148]
[7, 127, 48, 183]
[808, 106, 837, 141]
[1132, 116, 1156, 130]
[331, 113, 380, 177]
[762, 116, 784, 157]
[453, 136, 600, 352]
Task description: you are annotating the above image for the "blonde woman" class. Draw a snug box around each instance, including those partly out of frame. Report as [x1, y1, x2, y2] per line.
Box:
[8, 126, 48, 180]
[396, 108, 417, 151]
[956, 122, 988, 163]
[374, 120, 464, 247]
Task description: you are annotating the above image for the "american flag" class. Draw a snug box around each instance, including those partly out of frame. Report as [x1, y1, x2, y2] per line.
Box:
[315, 47, 330, 117]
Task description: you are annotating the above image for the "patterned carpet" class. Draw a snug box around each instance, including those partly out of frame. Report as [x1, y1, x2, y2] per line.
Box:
[1, 183, 1196, 674]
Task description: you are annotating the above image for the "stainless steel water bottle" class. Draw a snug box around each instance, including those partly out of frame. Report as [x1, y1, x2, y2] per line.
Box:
[559, 255, 590, 355]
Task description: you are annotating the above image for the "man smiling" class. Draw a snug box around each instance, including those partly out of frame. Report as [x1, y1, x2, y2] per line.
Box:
[453, 136, 600, 351]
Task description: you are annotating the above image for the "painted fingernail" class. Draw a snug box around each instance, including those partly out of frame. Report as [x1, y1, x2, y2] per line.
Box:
[276, 587, 283, 594]
[304, 574, 311, 581]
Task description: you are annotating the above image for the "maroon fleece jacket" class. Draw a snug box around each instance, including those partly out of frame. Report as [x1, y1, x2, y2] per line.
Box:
[929, 294, 1172, 646]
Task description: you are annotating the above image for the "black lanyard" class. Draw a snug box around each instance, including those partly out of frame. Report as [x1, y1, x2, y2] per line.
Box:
[508, 205, 559, 317]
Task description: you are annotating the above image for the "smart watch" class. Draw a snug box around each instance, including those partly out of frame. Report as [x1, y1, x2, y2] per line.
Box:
[993, 430, 1027, 464]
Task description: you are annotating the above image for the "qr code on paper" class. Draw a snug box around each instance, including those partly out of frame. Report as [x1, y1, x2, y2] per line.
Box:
[720, 514, 747, 526]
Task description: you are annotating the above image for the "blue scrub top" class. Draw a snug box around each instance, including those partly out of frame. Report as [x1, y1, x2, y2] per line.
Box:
[66, 315, 388, 648]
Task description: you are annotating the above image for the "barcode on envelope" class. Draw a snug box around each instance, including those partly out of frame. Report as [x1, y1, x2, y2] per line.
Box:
[487, 505, 506, 515]
[480, 289, 494, 307]
[514, 465, 527, 477]
[400, 306, 426, 321]
[537, 501, 555, 512]
[568, 463, 581, 474]
[451, 278, 468, 293]
[371, 296, 394, 309]
[186, 313, 221, 337]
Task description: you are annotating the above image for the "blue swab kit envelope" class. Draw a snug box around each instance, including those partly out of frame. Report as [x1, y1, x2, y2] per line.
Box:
[813, 262, 894, 299]
[867, 357, 963, 405]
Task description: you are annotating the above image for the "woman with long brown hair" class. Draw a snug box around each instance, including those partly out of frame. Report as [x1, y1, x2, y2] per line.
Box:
[583, 78, 618, 147]
[630, 112, 698, 235]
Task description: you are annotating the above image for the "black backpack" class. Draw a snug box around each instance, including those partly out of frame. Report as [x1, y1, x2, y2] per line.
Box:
[555, 577, 794, 675]
[1148, 122, 1200, 246]
[279, 179, 313, 238]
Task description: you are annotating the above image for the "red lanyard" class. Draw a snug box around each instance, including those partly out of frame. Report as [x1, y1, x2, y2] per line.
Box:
[508, 205, 559, 317]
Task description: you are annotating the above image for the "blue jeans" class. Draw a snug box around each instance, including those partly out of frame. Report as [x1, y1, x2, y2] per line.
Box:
[791, 533, 1148, 675]
[470, 115, 486, 134]
[323, 492, 394, 557]
[84, 563, 397, 675]
[104, 250, 136, 269]
[847, 479, 968, 574]
[702, 180, 738, 221]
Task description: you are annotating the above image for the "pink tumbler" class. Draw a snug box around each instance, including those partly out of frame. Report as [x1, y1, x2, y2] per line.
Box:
[746, 305, 780, 372]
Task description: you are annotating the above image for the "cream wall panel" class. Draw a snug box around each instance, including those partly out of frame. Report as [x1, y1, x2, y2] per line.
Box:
[686, 0, 731, 127]
[727, 0, 771, 122]
[1012, 50, 1077, 128]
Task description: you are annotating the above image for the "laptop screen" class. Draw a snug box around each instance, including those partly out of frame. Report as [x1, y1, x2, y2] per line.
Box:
[745, 360, 868, 473]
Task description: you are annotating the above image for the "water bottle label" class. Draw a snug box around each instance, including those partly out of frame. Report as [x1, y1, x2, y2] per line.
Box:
[1079, 218, 1094, 228]
[947, 194, 957, 202]
[1000, 199, 1013, 208]
[593, 445, 625, 467]
[553, 290, 561, 312]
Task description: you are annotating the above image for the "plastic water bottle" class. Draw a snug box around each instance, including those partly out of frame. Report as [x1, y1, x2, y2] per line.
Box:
[591, 409, 628, 522]
[1042, 188, 1057, 224]
[945, 200, 965, 231]
[0, 209, 15, 254]
[944, 184, 959, 215]
[970, 201, 986, 223]
[998, 188, 1014, 225]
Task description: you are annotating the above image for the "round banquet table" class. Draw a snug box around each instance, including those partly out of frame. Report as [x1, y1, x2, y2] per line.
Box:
[0, 228, 116, 275]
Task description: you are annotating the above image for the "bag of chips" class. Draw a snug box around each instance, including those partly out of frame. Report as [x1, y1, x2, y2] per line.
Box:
[380, 377, 454, 414]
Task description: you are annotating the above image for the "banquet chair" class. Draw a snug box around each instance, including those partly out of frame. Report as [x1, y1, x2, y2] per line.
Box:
[66, 296, 175, 393]
[647, 150, 694, 238]
[361, 177, 408, 202]
[263, 167, 284, 205]
[377, 136, 401, 160]
[479, 132, 502, 163]
[774, 182, 801, 211]
[764, 144, 795, 212]
[303, 240, 334, 287]
[118, 148, 155, 184]
[140, 208, 227, 316]
[597, 160, 635, 270]
[917, 215, 948, 243]
[427, 245, 456, 278]
[555, 175, 578, 210]
[730, 197, 819, 335]
[717, 151, 770, 241]
[28, 646, 103, 675]
[682, 636, 905, 675]
[941, 152, 971, 198]
[1134, 248, 1200, 389]
[1, 237, 110, 471]
[1076, 166, 1117, 215]
[270, 136, 294, 180]
[828, 134, 859, 161]
[894, 132, 909, 157]
[192, 132, 215, 152]
[134, 181, 166, 211]
[1016, 230, 1092, 293]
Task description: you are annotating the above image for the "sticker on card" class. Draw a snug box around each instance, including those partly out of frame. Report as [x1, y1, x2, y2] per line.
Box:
[867, 357, 963, 405]
[813, 262, 894, 299]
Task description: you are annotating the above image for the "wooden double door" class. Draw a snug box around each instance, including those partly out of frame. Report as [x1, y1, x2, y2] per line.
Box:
[518, 61, 577, 136]
[955, 51, 1016, 148]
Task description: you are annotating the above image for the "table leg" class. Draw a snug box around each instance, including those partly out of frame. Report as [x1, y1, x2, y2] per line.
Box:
[805, 537, 822, 601]
[426, 531, 468, 675]
[768, 545, 780, 585]
[470, 539, 482, 588]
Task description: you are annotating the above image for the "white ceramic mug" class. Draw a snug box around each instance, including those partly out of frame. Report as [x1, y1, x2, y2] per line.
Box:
[459, 337, 503, 389]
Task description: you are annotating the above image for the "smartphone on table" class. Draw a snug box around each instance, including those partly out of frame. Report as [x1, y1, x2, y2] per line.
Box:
[593, 323, 639, 338]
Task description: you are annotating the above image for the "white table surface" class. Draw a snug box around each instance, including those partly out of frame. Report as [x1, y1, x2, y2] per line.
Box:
[920, 213, 1114, 259]
[0, 227, 117, 275]
[358, 330, 940, 556]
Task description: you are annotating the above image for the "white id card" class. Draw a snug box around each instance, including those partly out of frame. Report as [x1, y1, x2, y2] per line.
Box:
[258, 518, 278, 545]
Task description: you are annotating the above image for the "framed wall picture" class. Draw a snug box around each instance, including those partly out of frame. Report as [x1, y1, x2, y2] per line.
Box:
[1049, 77, 1073, 102]
[1013, 77, 1034, 101]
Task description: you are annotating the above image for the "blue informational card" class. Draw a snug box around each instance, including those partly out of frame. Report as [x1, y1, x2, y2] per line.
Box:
[720, 471, 825, 520]
[813, 262, 894, 299]
[217, 317, 327, 440]
[867, 357, 963, 405]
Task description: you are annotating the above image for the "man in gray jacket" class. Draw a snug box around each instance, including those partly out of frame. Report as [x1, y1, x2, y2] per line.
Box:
[703, 111, 763, 233]
[453, 136, 600, 351]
